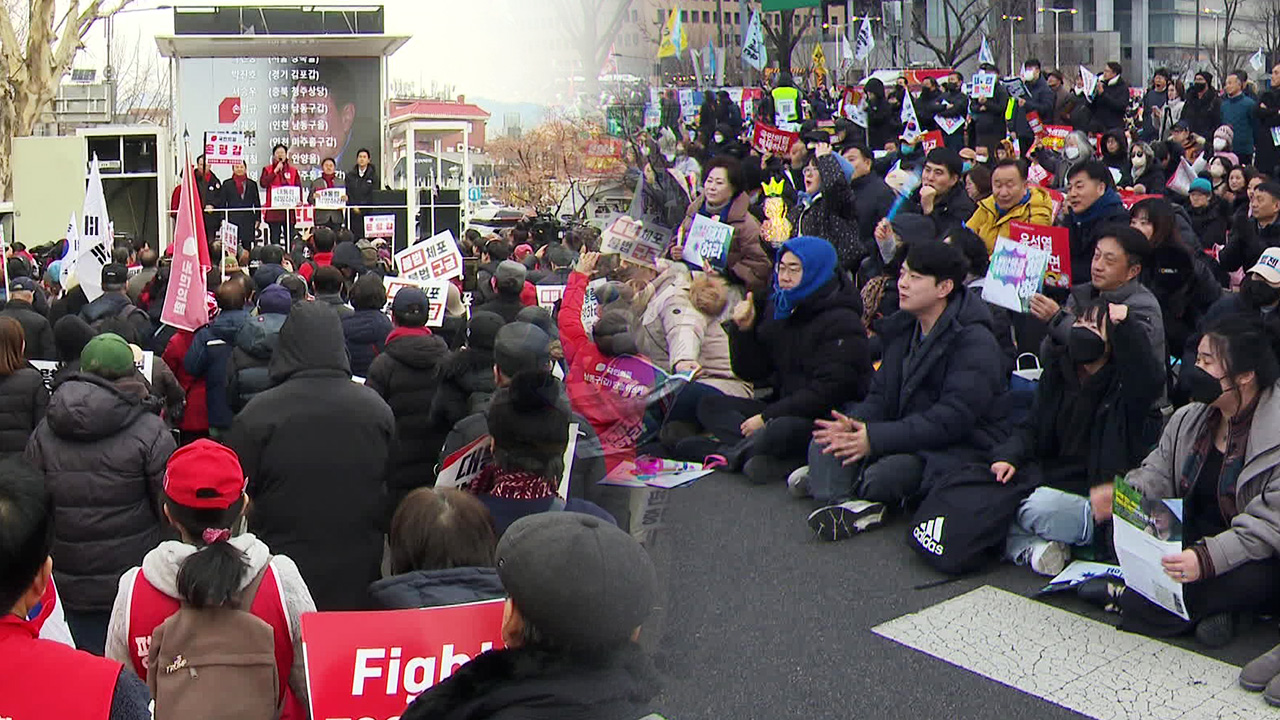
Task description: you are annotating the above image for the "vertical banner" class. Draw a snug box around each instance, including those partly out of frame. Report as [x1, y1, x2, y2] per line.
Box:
[161, 142, 213, 332]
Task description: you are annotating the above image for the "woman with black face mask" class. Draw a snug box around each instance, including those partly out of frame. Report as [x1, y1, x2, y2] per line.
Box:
[991, 299, 1166, 576]
[1080, 314, 1280, 651]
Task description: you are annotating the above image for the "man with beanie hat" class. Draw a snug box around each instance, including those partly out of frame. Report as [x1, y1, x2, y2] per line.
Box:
[429, 311, 504, 435]
[224, 302, 394, 610]
[226, 284, 293, 413]
[476, 259, 529, 323]
[401, 512, 660, 720]
[26, 332, 176, 652]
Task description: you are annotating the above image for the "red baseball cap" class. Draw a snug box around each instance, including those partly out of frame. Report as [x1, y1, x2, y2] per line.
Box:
[163, 439, 247, 510]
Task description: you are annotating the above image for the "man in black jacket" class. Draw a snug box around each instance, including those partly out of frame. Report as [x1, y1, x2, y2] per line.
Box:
[215, 160, 261, 249]
[346, 147, 378, 239]
[901, 148, 977, 237]
[804, 240, 1009, 541]
[1012, 59, 1057, 152]
[224, 302, 394, 610]
[1256, 64, 1280, 179]
[1090, 61, 1131, 133]
[1221, 181, 1280, 274]
[937, 71, 970, 153]
[1, 278, 54, 360]
[1140, 68, 1171, 142]
[843, 144, 897, 252]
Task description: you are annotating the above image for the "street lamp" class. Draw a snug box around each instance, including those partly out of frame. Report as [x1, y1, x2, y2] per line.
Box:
[1203, 7, 1223, 67]
[1037, 6, 1078, 69]
[1001, 14, 1025, 73]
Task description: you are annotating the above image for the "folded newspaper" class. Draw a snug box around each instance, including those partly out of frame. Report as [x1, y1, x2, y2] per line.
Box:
[1112, 476, 1189, 620]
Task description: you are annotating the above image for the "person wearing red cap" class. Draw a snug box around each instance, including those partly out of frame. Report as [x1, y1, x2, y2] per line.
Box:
[105, 439, 315, 716]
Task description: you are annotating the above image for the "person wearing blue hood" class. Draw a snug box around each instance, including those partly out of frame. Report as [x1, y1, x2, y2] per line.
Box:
[802, 240, 1010, 542]
[184, 279, 252, 435]
[787, 141, 866, 270]
[1054, 160, 1130, 286]
[695, 236, 871, 485]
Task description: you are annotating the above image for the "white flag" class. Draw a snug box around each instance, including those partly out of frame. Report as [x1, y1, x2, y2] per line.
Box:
[61, 213, 78, 289]
[741, 10, 767, 71]
[690, 48, 702, 88]
[978, 37, 994, 66]
[77, 154, 112, 302]
[854, 16, 875, 61]
[901, 91, 921, 143]
[1079, 65, 1099, 99]
[1251, 48, 1267, 73]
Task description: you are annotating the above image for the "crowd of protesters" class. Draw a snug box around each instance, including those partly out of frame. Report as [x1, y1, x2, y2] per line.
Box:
[12, 56, 1280, 718]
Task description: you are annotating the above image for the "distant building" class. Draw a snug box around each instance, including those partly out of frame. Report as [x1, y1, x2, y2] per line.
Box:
[389, 95, 491, 153]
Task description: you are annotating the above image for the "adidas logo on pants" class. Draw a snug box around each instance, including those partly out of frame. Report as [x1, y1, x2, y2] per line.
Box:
[914, 516, 945, 555]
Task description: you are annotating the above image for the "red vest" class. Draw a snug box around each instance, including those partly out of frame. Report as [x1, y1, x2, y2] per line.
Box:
[0, 616, 119, 720]
[124, 562, 304, 719]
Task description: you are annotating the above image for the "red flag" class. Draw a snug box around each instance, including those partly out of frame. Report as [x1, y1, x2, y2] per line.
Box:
[160, 143, 212, 332]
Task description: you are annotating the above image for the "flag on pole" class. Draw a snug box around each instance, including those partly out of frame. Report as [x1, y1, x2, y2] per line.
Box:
[161, 140, 213, 332]
[742, 9, 767, 71]
[690, 48, 702, 87]
[812, 43, 828, 86]
[1251, 48, 1267, 73]
[854, 16, 875, 61]
[901, 91, 921, 143]
[657, 8, 687, 59]
[706, 37, 717, 79]
[61, 213, 78, 289]
[1079, 65, 1099, 98]
[978, 37, 995, 67]
[77, 154, 112, 303]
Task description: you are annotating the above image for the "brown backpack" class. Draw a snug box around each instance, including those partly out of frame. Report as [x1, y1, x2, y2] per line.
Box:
[146, 566, 281, 720]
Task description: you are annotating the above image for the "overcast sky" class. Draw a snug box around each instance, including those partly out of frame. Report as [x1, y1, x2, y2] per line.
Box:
[79, 0, 565, 105]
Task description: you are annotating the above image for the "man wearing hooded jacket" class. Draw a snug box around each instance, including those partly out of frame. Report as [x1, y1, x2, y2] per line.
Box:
[225, 302, 394, 610]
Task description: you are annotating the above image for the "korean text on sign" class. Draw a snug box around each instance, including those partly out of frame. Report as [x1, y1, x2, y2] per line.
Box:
[203, 131, 246, 166]
[365, 215, 395, 239]
[601, 216, 672, 268]
[394, 230, 464, 282]
[384, 277, 449, 327]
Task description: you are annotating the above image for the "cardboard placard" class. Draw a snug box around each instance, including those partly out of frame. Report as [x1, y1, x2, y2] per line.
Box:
[383, 277, 449, 327]
[1043, 125, 1072, 151]
[536, 285, 565, 310]
[203, 131, 245, 166]
[600, 216, 672, 268]
[313, 188, 346, 210]
[683, 215, 734, 271]
[971, 72, 998, 99]
[435, 434, 493, 489]
[218, 221, 239, 258]
[301, 600, 506, 720]
[365, 214, 395, 239]
[269, 186, 301, 209]
[751, 120, 800, 155]
[982, 236, 1050, 313]
[394, 230, 464, 282]
[1008, 221, 1071, 289]
[938, 115, 965, 135]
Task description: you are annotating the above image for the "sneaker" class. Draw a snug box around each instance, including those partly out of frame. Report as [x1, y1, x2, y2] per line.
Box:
[1195, 613, 1237, 649]
[743, 455, 799, 485]
[787, 466, 811, 498]
[807, 500, 886, 541]
[1264, 671, 1280, 707]
[1240, 642, 1280, 692]
[1027, 540, 1071, 577]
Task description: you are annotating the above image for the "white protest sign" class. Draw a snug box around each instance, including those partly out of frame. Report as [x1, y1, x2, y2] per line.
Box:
[365, 214, 395, 238]
[601, 216, 672, 267]
[938, 115, 965, 135]
[30, 360, 57, 391]
[203, 131, 246, 166]
[218, 221, 239, 258]
[536, 285, 565, 310]
[383, 277, 449, 327]
[313, 188, 345, 210]
[971, 72, 998, 99]
[436, 434, 493, 489]
[683, 215, 734, 271]
[293, 205, 314, 229]
[135, 350, 154, 383]
[270, 186, 301, 208]
[394, 230, 464, 282]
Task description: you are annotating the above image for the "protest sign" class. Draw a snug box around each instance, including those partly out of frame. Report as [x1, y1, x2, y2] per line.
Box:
[383, 277, 448, 327]
[971, 72, 998, 99]
[1043, 125, 1072, 151]
[1045, 188, 1064, 220]
[919, 130, 943, 153]
[601, 216, 672, 267]
[1119, 192, 1162, 209]
[981, 236, 1050, 313]
[313, 188, 345, 210]
[1113, 477, 1188, 620]
[302, 599, 506, 720]
[30, 360, 57, 391]
[218, 221, 239, 258]
[435, 434, 493, 489]
[751, 120, 800, 155]
[536, 285, 565, 310]
[1026, 111, 1045, 139]
[1001, 77, 1029, 100]
[937, 115, 965, 135]
[269, 186, 301, 209]
[203, 131, 245, 166]
[1027, 162, 1052, 187]
[365, 215, 395, 239]
[684, 215, 734, 271]
[1008, 221, 1070, 289]
[394, 230, 465, 282]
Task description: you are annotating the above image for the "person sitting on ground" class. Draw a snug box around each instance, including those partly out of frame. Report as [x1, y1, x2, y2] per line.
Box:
[0, 458, 153, 717]
[366, 288, 451, 508]
[310, 266, 352, 318]
[1079, 315, 1280, 648]
[1055, 161, 1132, 285]
[965, 158, 1055, 253]
[886, 147, 977, 239]
[368, 488, 505, 610]
[1220, 180, 1280, 274]
[672, 155, 773, 297]
[0, 317, 48, 456]
[697, 236, 871, 483]
[105, 440, 315, 716]
[785, 140, 865, 270]
[1, 277, 54, 360]
[429, 311, 504, 439]
[1124, 142, 1167, 193]
[340, 274, 392, 378]
[476, 260, 530, 324]
[803, 240, 1008, 542]
[1185, 178, 1231, 281]
[1031, 225, 1167, 386]
[25, 332, 177, 653]
[400, 512, 660, 720]
[185, 279, 252, 435]
[1032, 129, 1096, 191]
[226, 284, 292, 414]
[994, 299, 1164, 576]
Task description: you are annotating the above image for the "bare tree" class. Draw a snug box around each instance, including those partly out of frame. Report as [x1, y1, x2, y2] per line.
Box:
[910, 0, 988, 69]
[0, 0, 137, 200]
[1207, 0, 1247, 82]
[390, 78, 458, 101]
[760, 9, 815, 77]
[1251, 0, 1280, 68]
[112, 29, 170, 124]
[556, 0, 634, 100]
[488, 111, 625, 217]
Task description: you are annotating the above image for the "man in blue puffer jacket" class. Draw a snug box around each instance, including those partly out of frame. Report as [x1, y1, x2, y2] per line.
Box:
[185, 278, 251, 434]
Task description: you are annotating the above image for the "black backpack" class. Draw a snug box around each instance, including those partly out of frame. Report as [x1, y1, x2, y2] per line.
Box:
[907, 463, 1036, 575]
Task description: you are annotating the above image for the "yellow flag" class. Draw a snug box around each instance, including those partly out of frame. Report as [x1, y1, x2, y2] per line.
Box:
[657, 8, 686, 59]
[812, 43, 828, 85]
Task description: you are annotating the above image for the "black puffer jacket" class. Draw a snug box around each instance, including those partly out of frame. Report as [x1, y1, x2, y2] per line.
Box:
[368, 566, 505, 610]
[906, 181, 977, 238]
[1220, 215, 1280, 274]
[429, 347, 497, 435]
[726, 274, 872, 421]
[25, 374, 174, 612]
[848, 172, 897, 250]
[365, 328, 450, 506]
[0, 300, 55, 360]
[787, 154, 865, 270]
[341, 308, 393, 378]
[224, 303, 395, 611]
[0, 367, 47, 454]
[226, 312, 287, 413]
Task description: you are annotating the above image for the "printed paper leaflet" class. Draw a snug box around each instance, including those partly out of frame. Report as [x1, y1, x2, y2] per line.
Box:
[1112, 476, 1189, 620]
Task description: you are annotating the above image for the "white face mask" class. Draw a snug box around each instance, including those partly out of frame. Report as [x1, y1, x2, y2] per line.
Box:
[1210, 164, 1226, 178]
[974, 155, 989, 164]
[1064, 145, 1081, 160]
[1213, 137, 1227, 151]
[1022, 69, 1037, 82]
[1131, 156, 1146, 168]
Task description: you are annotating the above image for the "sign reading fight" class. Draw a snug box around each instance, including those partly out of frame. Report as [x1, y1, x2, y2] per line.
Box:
[1008, 221, 1071, 289]
[365, 215, 395, 239]
[394, 230, 464, 282]
[601, 216, 672, 267]
[751, 120, 800, 155]
[203, 131, 245, 166]
[301, 599, 506, 720]
[383, 277, 448, 327]
[684, 215, 734, 271]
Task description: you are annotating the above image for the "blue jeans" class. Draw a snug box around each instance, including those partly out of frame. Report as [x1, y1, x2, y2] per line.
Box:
[65, 609, 110, 656]
[1004, 487, 1095, 562]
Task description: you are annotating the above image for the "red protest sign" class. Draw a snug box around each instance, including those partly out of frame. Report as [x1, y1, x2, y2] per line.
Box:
[1027, 111, 1045, 140]
[751, 120, 800, 155]
[919, 130, 943, 153]
[1027, 162, 1053, 188]
[302, 600, 506, 720]
[1042, 125, 1072, 151]
[1119, 192, 1162, 209]
[1009, 221, 1071, 289]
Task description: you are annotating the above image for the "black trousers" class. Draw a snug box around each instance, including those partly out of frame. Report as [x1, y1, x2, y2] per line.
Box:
[1120, 558, 1280, 637]
[697, 395, 815, 464]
